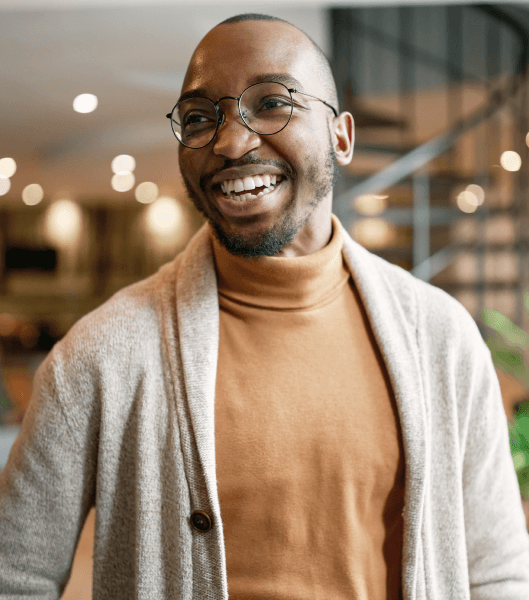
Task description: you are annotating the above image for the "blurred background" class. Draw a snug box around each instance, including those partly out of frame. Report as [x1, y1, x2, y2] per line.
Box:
[1, 0, 529, 596]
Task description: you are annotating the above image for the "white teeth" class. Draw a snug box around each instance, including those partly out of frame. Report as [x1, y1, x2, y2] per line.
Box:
[243, 177, 256, 190]
[219, 173, 283, 199]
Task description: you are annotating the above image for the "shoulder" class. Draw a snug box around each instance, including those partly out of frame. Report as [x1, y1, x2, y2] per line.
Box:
[48, 254, 184, 377]
[360, 246, 484, 357]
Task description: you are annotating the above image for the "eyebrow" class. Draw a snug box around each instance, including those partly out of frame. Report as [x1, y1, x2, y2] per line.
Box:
[176, 73, 304, 104]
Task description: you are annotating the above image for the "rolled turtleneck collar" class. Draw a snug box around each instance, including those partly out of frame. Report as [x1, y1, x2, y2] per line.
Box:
[209, 213, 349, 310]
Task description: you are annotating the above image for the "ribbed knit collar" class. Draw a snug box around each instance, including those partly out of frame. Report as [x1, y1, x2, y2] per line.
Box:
[210, 213, 349, 310]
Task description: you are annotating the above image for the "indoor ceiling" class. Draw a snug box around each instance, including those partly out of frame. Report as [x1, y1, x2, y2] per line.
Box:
[0, 2, 329, 205]
[1, 0, 527, 207]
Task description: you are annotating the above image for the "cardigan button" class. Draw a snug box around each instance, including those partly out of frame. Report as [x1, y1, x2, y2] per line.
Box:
[191, 510, 213, 532]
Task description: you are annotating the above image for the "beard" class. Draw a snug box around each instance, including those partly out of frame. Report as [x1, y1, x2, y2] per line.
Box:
[180, 133, 337, 259]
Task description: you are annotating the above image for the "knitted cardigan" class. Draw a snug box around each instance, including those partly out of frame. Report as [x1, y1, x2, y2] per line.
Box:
[0, 219, 528, 599]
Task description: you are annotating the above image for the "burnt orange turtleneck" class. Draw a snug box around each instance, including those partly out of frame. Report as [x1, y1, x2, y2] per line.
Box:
[212, 214, 405, 600]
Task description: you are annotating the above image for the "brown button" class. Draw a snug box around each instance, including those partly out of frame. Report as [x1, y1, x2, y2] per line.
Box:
[191, 510, 213, 532]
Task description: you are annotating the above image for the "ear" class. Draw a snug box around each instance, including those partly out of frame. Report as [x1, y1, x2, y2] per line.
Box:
[331, 112, 354, 166]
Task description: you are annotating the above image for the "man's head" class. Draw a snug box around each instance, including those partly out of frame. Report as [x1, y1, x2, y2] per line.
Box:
[177, 13, 354, 258]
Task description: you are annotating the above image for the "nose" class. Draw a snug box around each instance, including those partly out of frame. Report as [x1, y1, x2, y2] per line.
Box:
[212, 104, 261, 159]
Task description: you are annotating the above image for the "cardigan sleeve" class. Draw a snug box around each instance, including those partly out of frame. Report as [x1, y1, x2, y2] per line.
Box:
[460, 323, 529, 599]
[0, 349, 97, 599]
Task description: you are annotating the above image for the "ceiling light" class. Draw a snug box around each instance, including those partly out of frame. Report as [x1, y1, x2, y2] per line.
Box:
[73, 93, 98, 114]
[22, 183, 44, 206]
[146, 196, 181, 235]
[352, 218, 395, 248]
[111, 154, 135, 174]
[111, 172, 135, 192]
[500, 151, 522, 172]
[465, 184, 485, 205]
[45, 200, 83, 245]
[0, 178, 11, 196]
[457, 191, 478, 213]
[0, 157, 16, 179]
[354, 194, 387, 216]
[135, 181, 158, 204]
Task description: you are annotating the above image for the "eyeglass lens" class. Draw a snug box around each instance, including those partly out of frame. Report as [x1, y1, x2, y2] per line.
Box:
[171, 82, 293, 148]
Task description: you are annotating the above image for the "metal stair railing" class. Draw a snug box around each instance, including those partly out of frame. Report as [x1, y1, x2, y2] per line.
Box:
[334, 4, 529, 286]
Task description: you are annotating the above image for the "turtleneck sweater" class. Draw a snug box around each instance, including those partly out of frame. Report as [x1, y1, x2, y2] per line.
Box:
[211, 214, 405, 600]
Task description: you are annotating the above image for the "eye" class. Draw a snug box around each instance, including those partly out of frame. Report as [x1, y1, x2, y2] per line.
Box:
[183, 112, 215, 127]
[257, 95, 291, 112]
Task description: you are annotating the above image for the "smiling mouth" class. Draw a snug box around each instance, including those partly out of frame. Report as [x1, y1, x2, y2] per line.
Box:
[217, 173, 284, 202]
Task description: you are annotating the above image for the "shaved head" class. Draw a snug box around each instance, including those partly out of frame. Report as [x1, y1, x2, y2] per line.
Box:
[217, 13, 339, 111]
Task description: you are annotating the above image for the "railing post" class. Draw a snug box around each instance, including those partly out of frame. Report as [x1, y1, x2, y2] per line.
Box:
[412, 171, 431, 281]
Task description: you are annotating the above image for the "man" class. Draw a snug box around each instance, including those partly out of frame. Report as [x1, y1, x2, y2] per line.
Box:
[0, 13, 528, 600]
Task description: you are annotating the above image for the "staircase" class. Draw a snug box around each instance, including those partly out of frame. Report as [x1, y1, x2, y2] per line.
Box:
[330, 4, 529, 332]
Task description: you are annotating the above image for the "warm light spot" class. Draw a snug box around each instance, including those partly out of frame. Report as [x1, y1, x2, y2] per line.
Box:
[526, 132, 529, 148]
[465, 184, 485, 205]
[0, 313, 17, 337]
[45, 199, 83, 245]
[135, 181, 158, 204]
[73, 93, 98, 113]
[111, 154, 136, 174]
[22, 183, 44, 206]
[354, 194, 388, 216]
[500, 150, 521, 172]
[0, 178, 11, 196]
[352, 218, 395, 248]
[0, 157, 17, 178]
[146, 196, 182, 236]
[457, 191, 478, 213]
[111, 172, 135, 192]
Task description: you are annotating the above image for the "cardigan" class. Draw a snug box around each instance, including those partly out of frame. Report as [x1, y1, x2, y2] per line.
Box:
[0, 217, 528, 599]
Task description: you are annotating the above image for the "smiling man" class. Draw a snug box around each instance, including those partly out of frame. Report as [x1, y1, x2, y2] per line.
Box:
[1, 12, 529, 600]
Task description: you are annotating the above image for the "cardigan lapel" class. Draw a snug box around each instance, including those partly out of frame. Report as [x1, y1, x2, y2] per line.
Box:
[340, 221, 427, 600]
[175, 222, 221, 508]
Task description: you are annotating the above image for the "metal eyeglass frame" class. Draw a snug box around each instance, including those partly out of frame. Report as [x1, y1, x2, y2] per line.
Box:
[166, 81, 338, 149]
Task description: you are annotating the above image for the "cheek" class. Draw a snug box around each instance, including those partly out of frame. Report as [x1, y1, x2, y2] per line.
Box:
[179, 152, 200, 187]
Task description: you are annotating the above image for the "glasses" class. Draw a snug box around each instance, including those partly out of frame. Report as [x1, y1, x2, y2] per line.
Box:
[166, 81, 338, 149]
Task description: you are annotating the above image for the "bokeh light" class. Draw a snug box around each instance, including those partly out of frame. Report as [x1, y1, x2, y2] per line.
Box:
[111, 154, 136, 174]
[0, 178, 11, 196]
[352, 218, 395, 248]
[457, 191, 478, 213]
[22, 183, 44, 206]
[465, 184, 485, 205]
[73, 93, 98, 113]
[500, 150, 522, 172]
[135, 181, 158, 204]
[111, 172, 135, 192]
[146, 196, 182, 236]
[0, 157, 17, 178]
[45, 200, 83, 245]
[354, 194, 388, 216]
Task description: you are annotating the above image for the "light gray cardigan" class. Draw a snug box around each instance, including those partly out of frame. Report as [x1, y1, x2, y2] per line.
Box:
[1, 219, 528, 600]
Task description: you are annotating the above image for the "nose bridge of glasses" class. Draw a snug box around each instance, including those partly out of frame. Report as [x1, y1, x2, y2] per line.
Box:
[215, 95, 248, 128]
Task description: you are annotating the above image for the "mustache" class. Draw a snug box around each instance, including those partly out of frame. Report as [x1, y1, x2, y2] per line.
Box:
[199, 155, 296, 191]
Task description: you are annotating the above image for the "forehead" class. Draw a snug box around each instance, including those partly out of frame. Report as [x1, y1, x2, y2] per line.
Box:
[181, 21, 319, 97]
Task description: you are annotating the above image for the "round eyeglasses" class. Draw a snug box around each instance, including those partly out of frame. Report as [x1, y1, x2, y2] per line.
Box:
[166, 81, 338, 149]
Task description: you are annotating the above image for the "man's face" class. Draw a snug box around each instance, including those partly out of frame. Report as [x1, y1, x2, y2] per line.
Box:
[178, 21, 340, 258]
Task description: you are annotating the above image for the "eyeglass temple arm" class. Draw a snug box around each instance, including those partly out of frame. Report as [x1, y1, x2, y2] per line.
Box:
[290, 89, 338, 117]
